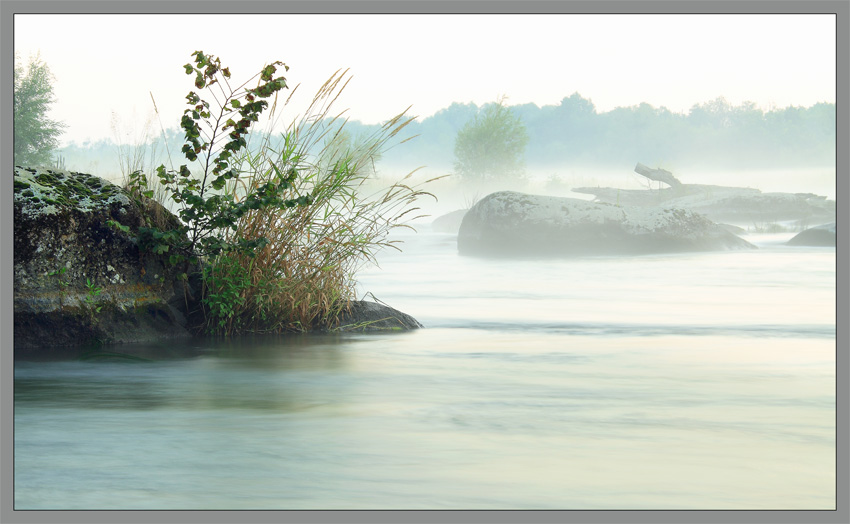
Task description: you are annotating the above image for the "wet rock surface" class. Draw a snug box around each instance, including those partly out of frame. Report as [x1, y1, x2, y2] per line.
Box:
[458, 191, 756, 257]
[335, 301, 423, 331]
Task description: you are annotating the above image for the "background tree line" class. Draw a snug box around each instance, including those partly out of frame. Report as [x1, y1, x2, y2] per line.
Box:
[48, 94, 837, 181]
[376, 93, 835, 173]
[18, 50, 834, 181]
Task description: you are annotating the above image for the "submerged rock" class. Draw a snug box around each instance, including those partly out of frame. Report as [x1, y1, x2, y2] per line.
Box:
[457, 191, 755, 257]
[335, 300, 423, 331]
[13, 166, 199, 350]
[786, 222, 836, 247]
[431, 209, 468, 234]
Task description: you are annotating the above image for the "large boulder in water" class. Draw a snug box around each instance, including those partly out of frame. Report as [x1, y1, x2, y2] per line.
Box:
[457, 191, 756, 257]
[13, 166, 199, 350]
[13, 166, 422, 350]
[786, 222, 836, 246]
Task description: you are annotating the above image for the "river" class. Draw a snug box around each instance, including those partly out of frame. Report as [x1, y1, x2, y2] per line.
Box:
[14, 227, 836, 510]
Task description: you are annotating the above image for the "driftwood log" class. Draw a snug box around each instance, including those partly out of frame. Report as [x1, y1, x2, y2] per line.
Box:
[634, 163, 682, 187]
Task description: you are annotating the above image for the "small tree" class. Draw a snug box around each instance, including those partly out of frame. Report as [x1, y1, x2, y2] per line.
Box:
[114, 50, 311, 269]
[14, 53, 66, 167]
[453, 97, 529, 183]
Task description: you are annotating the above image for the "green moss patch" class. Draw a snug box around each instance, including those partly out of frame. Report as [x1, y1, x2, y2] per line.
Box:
[14, 167, 131, 217]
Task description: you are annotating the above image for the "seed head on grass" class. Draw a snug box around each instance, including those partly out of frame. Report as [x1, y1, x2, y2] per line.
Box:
[202, 68, 442, 335]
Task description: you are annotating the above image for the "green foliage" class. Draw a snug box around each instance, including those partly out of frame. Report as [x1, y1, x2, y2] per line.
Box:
[14, 53, 67, 167]
[453, 98, 529, 183]
[105, 219, 130, 234]
[109, 52, 437, 337]
[127, 169, 155, 201]
[48, 266, 70, 288]
[84, 278, 104, 314]
[199, 68, 436, 336]
[131, 51, 312, 267]
[201, 256, 251, 333]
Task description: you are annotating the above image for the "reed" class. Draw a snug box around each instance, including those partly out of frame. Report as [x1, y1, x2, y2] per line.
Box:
[201, 69, 441, 335]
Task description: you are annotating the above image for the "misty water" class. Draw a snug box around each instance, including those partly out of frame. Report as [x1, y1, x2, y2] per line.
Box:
[14, 226, 835, 510]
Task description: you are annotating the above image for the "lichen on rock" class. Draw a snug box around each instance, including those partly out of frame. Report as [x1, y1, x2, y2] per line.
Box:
[14, 166, 199, 350]
[458, 191, 757, 257]
[13, 165, 130, 218]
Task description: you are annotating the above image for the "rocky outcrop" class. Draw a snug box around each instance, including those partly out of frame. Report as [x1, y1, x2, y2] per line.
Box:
[786, 222, 836, 246]
[14, 166, 422, 350]
[13, 167, 200, 350]
[335, 301, 423, 331]
[457, 191, 756, 257]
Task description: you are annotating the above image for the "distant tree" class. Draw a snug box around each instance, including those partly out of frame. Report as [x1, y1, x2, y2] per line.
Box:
[14, 53, 66, 167]
[687, 96, 734, 129]
[453, 97, 529, 183]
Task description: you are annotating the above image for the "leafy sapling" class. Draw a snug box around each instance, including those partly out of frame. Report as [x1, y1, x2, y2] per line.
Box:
[142, 50, 312, 267]
[84, 277, 104, 313]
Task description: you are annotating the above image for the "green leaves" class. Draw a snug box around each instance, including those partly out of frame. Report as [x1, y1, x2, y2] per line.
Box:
[134, 50, 312, 270]
[14, 53, 67, 167]
[83, 278, 104, 314]
[106, 219, 130, 233]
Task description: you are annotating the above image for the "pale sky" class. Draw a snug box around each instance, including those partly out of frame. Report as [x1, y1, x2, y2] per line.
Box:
[14, 13, 837, 147]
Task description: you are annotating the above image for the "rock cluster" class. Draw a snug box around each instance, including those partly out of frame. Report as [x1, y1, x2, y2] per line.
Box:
[457, 191, 756, 257]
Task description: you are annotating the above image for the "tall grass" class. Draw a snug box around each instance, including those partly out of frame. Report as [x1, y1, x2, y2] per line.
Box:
[201, 69, 441, 335]
[111, 105, 175, 213]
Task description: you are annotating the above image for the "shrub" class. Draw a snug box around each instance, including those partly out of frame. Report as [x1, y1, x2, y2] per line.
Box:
[453, 96, 529, 183]
[201, 68, 439, 335]
[124, 52, 438, 336]
[118, 50, 312, 270]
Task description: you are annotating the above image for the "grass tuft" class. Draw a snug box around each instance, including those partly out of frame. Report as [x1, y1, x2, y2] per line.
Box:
[200, 69, 440, 335]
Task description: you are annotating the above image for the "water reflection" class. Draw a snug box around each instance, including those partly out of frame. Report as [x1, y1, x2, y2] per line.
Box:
[15, 333, 362, 413]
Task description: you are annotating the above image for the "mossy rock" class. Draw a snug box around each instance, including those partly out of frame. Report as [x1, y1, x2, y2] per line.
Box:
[13, 166, 201, 351]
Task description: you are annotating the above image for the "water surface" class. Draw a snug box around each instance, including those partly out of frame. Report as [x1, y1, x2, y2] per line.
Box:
[14, 230, 836, 510]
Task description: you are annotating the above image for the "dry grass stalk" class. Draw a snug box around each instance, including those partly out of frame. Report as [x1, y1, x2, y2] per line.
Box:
[201, 69, 443, 335]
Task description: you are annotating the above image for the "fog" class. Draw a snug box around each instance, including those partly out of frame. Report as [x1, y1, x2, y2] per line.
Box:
[12, 13, 838, 512]
[45, 145, 835, 230]
[368, 164, 837, 226]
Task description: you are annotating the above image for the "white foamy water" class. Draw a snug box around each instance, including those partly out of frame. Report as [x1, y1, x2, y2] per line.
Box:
[14, 228, 836, 510]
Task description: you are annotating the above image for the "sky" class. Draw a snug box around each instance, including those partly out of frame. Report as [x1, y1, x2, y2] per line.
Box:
[13, 13, 837, 147]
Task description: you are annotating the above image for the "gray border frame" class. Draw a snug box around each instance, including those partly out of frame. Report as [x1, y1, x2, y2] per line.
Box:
[2, 1, 847, 523]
